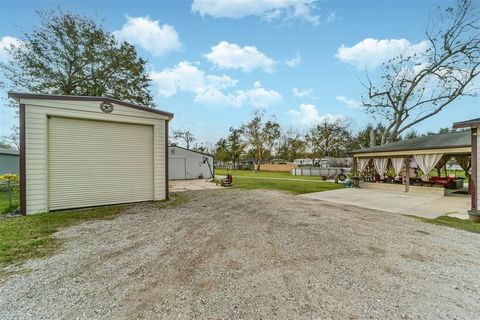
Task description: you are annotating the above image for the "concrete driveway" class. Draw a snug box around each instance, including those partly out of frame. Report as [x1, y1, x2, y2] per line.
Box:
[169, 179, 222, 192]
[299, 188, 470, 219]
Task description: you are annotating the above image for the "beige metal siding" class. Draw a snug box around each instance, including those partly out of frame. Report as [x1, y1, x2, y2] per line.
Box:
[48, 117, 154, 210]
[23, 100, 167, 214]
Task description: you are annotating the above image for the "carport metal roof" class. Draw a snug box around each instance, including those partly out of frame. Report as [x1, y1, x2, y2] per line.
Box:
[453, 118, 480, 129]
[0, 148, 19, 156]
[350, 130, 471, 157]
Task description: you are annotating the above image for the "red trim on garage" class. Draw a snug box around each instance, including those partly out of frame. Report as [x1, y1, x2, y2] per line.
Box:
[19, 103, 26, 215]
[165, 120, 169, 200]
[8, 92, 174, 118]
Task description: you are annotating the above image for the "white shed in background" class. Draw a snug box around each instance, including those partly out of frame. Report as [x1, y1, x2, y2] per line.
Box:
[169, 146, 214, 180]
[9, 92, 173, 215]
[0, 148, 19, 175]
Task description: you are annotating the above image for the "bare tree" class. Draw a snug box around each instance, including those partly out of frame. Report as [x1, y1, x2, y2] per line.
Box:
[362, 0, 480, 143]
[305, 118, 351, 159]
[172, 129, 196, 149]
[1, 126, 20, 150]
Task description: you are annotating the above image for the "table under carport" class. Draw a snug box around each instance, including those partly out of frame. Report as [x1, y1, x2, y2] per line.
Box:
[350, 129, 475, 220]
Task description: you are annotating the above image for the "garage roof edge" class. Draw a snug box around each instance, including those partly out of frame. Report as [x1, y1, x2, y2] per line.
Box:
[8, 92, 174, 119]
[169, 145, 214, 158]
[0, 147, 19, 155]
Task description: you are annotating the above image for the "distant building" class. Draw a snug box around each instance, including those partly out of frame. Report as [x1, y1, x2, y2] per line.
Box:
[0, 148, 19, 175]
[293, 158, 314, 166]
[169, 146, 214, 180]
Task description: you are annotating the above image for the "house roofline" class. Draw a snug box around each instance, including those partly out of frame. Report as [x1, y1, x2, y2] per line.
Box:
[453, 118, 480, 129]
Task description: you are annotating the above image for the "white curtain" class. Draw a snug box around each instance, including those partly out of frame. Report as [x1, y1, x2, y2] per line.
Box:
[413, 153, 443, 180]
[358, 158, 369, 173]
[373, 158, 388, 179]
[390, 158, 404, 177]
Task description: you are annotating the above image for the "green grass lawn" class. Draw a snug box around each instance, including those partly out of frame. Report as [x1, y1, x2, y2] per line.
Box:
[0, 194, 186, 275]
[420, 216, 480, 234]
[216, 168, 330, 180]
[0, 190, 19, 214]
[215, 169, 344, 194]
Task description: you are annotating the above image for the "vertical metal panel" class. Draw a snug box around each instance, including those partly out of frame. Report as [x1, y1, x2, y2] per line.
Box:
[169, 158, 187, 180]
[48, 117, 154, 210]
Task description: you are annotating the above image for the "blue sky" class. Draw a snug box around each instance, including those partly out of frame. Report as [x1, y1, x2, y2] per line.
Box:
[0, 0, 479, 143]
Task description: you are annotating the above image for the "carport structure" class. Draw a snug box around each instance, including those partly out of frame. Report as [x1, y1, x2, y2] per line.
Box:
[453, 118, 479, 222]
[350, 130, 474, 217]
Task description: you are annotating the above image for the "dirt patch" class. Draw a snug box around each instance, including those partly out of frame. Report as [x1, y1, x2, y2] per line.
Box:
[0, 188, 479, 319]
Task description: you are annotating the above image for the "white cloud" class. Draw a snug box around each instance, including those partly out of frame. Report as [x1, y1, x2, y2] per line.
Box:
[336, 96, 361, 109]
[192, 0, 322, 26]
[285, 51, 301, 68]
[150, 61, 207, 97]
[205, 41, 275, 73]
[0, 36, 23, 62]
[196, 81, 282, 108]
[287, 103, 344, 126]
[150, 61, 282, 108]
[292, 87, 316, 99]
[114, 16, 181, 56]
[335, 38, 429, 69]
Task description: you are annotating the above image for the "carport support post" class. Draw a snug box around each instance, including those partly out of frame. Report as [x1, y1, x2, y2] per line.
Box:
[352, 156, 357, 176]
[404, 156, 410, 193]
[469, 127, 479, 222]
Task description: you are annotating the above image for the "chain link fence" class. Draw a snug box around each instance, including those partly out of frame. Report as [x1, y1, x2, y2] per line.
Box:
[0, 174, 20, 214]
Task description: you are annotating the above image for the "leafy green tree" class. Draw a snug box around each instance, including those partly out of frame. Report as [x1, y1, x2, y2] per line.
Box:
[277, 129, 306, 162]
[2, 10, 154, 106]
[263, 120, 281, 162]
[305, 118, 351, 158]
[0, 126, 19, 150]
[241, 110, 280, 171]
[403, 130, 419, 140]
[227, 127, 244, 170]
[0, 140, 13, 150]
[351, 123, 391, 150]
[214, 138, 230, 163]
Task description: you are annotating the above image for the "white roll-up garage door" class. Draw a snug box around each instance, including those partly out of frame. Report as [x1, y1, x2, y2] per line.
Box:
[48, 117, 154, 210]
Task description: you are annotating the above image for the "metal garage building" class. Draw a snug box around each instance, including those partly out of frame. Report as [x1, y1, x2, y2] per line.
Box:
[9, 92, 173, 215]
[0, 148, 19, 175]
[169, 146, 214, 180]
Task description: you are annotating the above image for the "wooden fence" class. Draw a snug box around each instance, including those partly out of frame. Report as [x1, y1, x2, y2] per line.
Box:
[260, 163, 295, 172]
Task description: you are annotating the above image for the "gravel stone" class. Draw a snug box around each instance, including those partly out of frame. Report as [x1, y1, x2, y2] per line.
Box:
[0, 189, 479, 319]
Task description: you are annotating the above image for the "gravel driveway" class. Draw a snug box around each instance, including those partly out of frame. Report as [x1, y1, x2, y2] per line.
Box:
[1, 189, 479, 319]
